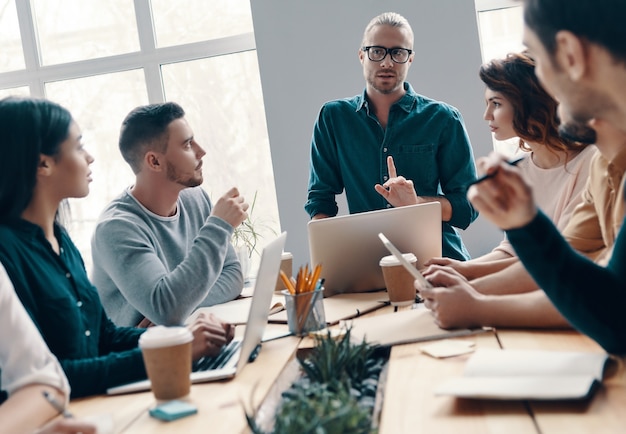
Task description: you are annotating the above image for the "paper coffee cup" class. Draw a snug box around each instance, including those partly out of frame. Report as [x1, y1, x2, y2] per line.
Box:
[139, 326, 193, 401]
[379, 253, 418, 307]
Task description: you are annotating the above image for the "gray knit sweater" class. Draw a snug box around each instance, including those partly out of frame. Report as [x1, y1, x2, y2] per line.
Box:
[91, 187, 243, 327]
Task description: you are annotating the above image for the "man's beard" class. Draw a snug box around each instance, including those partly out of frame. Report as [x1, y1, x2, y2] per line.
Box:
[166, 161, 203, 188]
[368, 73, 402, 95]
[558, 121, 597, 145]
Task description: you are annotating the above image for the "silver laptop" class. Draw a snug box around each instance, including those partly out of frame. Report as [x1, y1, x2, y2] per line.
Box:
[308, 203, 441, 296]
[107, 231, 287, 395]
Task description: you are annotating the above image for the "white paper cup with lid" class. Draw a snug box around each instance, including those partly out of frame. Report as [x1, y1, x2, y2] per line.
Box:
[379, 253, 418, 307]
[139, 326, 193, 401]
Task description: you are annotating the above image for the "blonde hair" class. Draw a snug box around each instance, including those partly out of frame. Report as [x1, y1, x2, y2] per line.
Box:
[362, 12, 414, 48]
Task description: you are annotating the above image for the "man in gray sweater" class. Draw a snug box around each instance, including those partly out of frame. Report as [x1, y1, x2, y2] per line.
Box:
[92, 102, 248, 327]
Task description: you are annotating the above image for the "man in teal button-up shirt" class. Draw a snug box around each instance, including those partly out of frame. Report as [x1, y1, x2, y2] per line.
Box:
[305, 12, 477, 260]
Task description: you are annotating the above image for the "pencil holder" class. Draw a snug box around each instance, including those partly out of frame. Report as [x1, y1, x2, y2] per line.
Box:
[282, 288, 326, 336]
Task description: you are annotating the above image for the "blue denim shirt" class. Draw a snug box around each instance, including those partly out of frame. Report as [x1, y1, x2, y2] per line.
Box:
[305, 82, 478, 260]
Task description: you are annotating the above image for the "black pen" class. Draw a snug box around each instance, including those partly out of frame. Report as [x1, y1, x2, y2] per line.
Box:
[467, 156, 525, 187]
[42, 390, 74, 418]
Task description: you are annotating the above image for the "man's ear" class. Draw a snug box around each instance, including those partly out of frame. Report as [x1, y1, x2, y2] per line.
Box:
[554, 30, 587, 82]
[144, 151, 163, 171]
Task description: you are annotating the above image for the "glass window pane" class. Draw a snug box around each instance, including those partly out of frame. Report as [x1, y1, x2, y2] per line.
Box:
[162, 52, 280, 267]
[45, 70, 149, 272]
[151, 0, 253, 47]
[477, 6, 524, 62]
[477, 6, 524, 157]
[0, 86, 30, 99]
[32, 0, 140, 65]
[0, 0, 25, 72]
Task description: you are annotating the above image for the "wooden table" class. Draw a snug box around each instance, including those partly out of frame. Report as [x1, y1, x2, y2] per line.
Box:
[69, 326, 300, 434]
[378, 330, 537, 434]
[67, 310, 624, 433]
[497, 329, 626, 434]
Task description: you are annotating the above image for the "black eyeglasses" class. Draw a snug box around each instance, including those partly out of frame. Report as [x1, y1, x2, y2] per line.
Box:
[361, 46, 413, 64]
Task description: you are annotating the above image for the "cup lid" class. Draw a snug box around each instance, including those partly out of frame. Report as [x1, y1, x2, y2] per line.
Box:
[379, 253, 417, 267]
[139, 326, 193, 349]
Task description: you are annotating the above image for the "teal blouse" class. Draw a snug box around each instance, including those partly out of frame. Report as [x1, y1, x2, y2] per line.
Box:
[0, 219, 146, 398]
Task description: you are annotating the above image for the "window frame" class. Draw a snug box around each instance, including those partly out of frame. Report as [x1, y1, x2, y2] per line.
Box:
[474, 0, 520, 12]
[1, 0, 256, 101]
[0, 0, 276, 276]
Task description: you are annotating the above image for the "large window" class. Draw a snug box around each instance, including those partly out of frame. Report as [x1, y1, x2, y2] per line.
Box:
[0, 0, 279, 274]
[475, 0, 525, 158]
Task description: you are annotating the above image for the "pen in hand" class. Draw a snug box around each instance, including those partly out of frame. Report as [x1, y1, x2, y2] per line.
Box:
[467, 156, 525, 187]
[42, 390, 74, 419]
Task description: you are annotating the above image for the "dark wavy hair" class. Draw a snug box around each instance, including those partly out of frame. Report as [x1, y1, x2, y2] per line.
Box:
[479, 52, 586, 155]
[0, 96, 73, 222]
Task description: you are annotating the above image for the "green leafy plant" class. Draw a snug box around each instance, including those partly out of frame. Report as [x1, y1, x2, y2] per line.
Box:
[300, 328, 384, 397]
[266, 381, 372, 434]
[244, 327, 387, 434]
[232, 191, 276, 258]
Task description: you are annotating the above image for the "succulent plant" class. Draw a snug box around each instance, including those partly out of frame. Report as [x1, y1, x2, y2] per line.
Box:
[245, 327, 388, 434]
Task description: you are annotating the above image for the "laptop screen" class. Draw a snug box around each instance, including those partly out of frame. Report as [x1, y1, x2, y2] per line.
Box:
[307, 203, 441, 296]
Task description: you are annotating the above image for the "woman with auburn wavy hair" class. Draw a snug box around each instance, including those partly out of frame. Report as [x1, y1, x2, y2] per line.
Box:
[426, 51, 596, 279]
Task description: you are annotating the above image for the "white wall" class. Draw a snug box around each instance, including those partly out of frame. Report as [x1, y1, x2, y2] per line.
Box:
[251, 0, 502, 268]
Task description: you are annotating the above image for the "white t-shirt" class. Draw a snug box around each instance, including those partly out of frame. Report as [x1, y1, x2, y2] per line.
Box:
[0, 262, 70, 400]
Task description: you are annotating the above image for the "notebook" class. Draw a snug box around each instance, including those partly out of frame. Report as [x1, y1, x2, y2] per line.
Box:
[435, 349, 609, 400]
[308, 203, 442, 296]
[106, 231, 287, 395]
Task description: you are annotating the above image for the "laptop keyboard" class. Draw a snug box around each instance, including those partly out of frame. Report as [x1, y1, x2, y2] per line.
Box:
[193, 339, 242, 372]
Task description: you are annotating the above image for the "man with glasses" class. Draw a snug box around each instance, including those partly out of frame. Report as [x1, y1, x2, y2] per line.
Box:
[305, 12, 478, 261]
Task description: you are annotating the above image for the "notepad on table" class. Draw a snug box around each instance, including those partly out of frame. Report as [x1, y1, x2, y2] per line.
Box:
[345, 306, 485, 347]
[435, 348, 609, 400]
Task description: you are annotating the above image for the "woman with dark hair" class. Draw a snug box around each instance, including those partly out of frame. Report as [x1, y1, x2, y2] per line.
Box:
[426, 52, 596, 281]
[0, 96, 234, 399]
[0, 260, 99, 433]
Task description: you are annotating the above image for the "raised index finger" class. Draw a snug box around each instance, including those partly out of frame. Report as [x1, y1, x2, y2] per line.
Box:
[387, 155, 397, 178]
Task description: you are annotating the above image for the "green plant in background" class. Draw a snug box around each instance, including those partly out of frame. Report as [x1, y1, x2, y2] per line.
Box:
[232, 191, 276, 259]
[269, 381, 372, 434]
[245, 327, 388, 434]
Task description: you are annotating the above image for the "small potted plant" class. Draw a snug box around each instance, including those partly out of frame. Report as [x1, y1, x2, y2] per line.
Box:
[232, 191, 275, 280]
[244, 327, 388, 433]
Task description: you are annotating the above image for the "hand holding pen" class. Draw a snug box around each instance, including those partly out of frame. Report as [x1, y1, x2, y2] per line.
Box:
[467, 156, 525, 187]
[42, 390, 73, 419]
[36, 391, 97, 434]
[467, 152, 538, 230]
